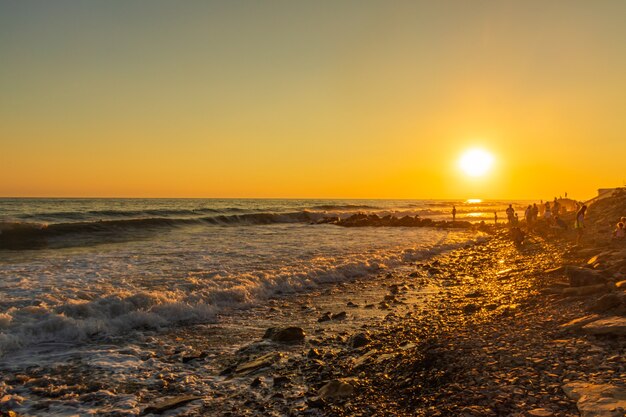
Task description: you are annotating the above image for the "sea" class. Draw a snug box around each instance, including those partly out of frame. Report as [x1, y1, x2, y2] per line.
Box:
[0, 198, 526, 415]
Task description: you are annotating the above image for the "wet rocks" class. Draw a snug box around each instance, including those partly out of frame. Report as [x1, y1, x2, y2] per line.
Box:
[262, 327, 305, 343]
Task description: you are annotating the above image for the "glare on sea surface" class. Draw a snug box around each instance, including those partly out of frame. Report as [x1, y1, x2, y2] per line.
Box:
[466, 199, 482, 204]
[459, 149, 494, 177]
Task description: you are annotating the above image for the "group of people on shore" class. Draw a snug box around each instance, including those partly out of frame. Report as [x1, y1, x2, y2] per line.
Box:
[500, 200, 587, 245]
[451, 197, 624, 246]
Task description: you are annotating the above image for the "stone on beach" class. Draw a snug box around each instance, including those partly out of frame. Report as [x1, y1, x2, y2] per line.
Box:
[348, 332, 370, 348]
[562, 382, 626, 417]
[527, 408, 555, 417]
[262, 326, 306, 343]
[565, 266, 607, 287]
[142, 395, 202, 415]
[560, 314, 601, 332]
[561, 283, 609, 296]
[235, 352, 282, 375]
[318, 379, 355, 399]
[581, 316, 626, 336]
[589, 293, 622, 312]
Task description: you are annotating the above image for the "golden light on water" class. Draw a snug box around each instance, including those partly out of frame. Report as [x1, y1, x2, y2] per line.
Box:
[459, 149, 494, 178]
[466, 199, 483, 204]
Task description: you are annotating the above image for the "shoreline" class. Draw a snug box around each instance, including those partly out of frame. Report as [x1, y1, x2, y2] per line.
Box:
[1, 216, 624, 415]
[199, 229, 624, 417]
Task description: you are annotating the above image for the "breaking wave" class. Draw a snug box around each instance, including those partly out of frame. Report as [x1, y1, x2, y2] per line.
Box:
[0, 236, 480, 356]
[0, 211, 330, 250]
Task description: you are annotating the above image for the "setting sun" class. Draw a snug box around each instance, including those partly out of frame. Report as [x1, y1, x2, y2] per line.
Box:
[458, 149, 495, 177]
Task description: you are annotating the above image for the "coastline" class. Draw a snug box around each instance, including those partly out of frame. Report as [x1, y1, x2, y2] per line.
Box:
[1, 197, 625, 416]
[199, 228, 625, 416]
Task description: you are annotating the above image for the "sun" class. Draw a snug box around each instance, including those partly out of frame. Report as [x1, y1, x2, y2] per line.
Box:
[459, 148, 494, 177]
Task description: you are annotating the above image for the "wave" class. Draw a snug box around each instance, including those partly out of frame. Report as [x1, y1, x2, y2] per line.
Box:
[0, 211, 330, 250]
[14, 207, 250, 222]
[308, 204, 381, 211]
[0, 234, 484, 356]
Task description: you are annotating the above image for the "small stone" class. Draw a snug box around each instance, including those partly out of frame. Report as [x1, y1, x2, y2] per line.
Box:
[527, 408, 554, 417]
[143, 395, 202, 414]
[317, 313, 331, 322]
[318, 379, 354, 399]
[307, 348, 322, 359]
[263, 327, 306, 343]
[331, 311, 347, 320]
[348, 333, 370, 348]
[463, 303, 480, 314]
[273, 375, 290, 387]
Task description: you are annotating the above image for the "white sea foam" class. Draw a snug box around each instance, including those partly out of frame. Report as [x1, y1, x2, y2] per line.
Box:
[0, 227, 481, 357]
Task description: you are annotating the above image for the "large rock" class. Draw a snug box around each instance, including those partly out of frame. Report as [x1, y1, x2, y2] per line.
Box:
[562, 382, 626, 417]
[590, 293, 622, 312]
[566, 266, 607, 287]
[318, 379, 355, 399]
[581, 316, 626, 336]
[263, 327, 306, 343]
[562, 283, 609, 296]
[560, 315, 600, 332]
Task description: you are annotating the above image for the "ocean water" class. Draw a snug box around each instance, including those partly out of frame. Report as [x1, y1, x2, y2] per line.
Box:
[0, 198, 521, 415]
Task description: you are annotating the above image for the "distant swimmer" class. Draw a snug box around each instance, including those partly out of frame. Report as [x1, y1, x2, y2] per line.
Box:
[452, 205, 457, 222]
[494, 211, 498, 225]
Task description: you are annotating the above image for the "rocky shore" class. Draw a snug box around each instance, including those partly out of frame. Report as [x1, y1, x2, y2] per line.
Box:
[198, 195, 625, 417]
[317, 213, 474, 229]
[2, 195, 624, 417]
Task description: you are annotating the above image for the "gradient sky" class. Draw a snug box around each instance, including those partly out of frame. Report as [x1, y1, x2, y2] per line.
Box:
[2, 1, 625, 199]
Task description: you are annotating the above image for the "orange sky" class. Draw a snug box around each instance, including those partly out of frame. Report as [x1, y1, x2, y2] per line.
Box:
[1, 1, 625, 200]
